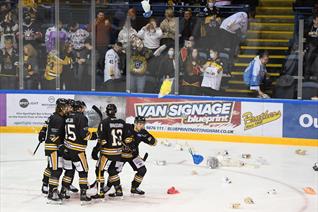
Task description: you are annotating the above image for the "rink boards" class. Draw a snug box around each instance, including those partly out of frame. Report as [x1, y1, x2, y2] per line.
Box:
[0, 91, 317, 146]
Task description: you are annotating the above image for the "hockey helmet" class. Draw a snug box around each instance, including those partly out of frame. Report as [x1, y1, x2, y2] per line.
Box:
[134, 116, 146, 123]
[106, 104, 117, 117]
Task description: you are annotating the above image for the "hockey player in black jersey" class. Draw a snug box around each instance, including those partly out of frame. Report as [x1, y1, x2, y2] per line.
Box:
[91, 104, 126, 199]
[40, 98, 68, 204]
[121, 116, 157, 195]
[40, 99, 79, 197]
[63, 100, 97, 204]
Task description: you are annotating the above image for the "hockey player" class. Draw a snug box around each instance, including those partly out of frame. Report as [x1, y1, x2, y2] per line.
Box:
[42, 98, 68, 203]
[120, 116, 157, 195]
[91, 104, 126, 199]
[63, 100, 97, 204]
[60, 99, 80, 199]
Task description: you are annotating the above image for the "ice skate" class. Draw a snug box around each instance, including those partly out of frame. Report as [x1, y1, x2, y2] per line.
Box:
[60, 186, 70, 199]
[47, 188, 62, 205]
[80, 189, 92, 206]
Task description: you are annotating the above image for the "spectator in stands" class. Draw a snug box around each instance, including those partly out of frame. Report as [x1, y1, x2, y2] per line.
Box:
[127, 8, 140, 30]
[18, 12, 42, 50]
[201, 49, 223, 96]
[212, 0, 232, 6]
[179, 37, 195, 73]
[160, 8, 176, 47]
[23, 44, 39, 90]
[129, 36, 152, 93]
[220, 11, 248, 50]
[0, 38, 18, 89]
[158, 47, 176, 84]
[76, 38, 96, 90]
[181, 48, 203, 95]
[67, 22, 89, 53]
[243, 50, 270, 98]
[0, 10, 18, 49]
[179, 9, 197, 45]
[45, 20, 68, 53]
[137, 18, 163, 52]
[103, 42, 124, 91]
[304, 14, 318, 81]
[42, 44, 71, 90]
[118, 18, 137, 49]
[60, 43, 76, 90]
[88, 11, 111, 65]
[199, 9, 222, 50]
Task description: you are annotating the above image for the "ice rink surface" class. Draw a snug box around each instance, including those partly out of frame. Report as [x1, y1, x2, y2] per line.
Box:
[0, 133, 317, 212]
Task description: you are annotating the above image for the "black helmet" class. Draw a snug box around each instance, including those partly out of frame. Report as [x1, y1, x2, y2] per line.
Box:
[56, 98, 67, 107]
[106, 104, 117, 117]
[134, 116, 146, 123]
[67, 99, 75, 106]
[73, 100, 83, 111]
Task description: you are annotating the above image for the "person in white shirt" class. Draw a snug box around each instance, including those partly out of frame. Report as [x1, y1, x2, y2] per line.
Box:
[137, 18, 163, 51]
[104, 42, 123, 90]
[220, 12, 248, 35]
[201, 49, 223, 96]
[118, 19, 137, 49]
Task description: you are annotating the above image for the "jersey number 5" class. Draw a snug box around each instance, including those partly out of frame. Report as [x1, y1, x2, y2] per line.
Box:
[111, 129, 122, 146]
[66, 124, 76, 141]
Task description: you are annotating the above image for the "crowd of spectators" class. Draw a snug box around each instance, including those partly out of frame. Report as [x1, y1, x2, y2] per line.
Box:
[0, 0, 316, 99]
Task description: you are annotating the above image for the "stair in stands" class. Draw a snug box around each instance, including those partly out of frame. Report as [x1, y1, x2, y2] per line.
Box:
[224, 0, 295, 97]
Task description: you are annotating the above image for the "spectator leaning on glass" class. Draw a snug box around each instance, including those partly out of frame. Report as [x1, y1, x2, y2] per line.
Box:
[43, 44, 71, 90]
[0, 38, 18, 89]
[23, 44, 39, 90]
[201, 49, 223, 96]
[0, 10, 18, 49]
[137, 18, 163, 52]
[160, 8, 176, 47]
[243, 51, 270, 98]
[104, 42, 124, 91]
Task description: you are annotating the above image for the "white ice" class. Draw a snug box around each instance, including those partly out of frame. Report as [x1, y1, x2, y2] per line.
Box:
[0, 133, 317, 212]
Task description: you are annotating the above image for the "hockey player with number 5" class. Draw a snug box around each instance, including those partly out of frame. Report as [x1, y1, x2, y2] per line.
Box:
[121, 116, 157, 195]
[63, 101, 97, 204]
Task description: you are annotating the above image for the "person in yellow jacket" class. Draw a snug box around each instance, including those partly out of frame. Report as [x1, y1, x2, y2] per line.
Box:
[43, 45, 72, 90]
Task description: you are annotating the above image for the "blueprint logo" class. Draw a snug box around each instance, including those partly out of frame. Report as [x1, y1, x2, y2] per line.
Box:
[283, 104, 318, 139]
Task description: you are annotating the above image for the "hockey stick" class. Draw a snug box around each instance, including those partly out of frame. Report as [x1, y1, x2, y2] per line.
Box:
[91, 105, 103, 196]
[33, 142, 41, 155]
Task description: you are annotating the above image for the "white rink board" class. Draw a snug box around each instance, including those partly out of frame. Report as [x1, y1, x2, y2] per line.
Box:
[6, 94, 74, 126]
[1, 133, 317, 212]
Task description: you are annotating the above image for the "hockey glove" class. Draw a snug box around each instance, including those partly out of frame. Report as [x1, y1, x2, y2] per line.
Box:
[38, 127, 47, 143]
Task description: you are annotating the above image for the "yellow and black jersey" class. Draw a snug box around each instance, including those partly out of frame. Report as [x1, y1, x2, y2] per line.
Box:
[97, 117, 126, 161]
[122, 124, 157, 160]
[44, 112, 65, 156]
[64, 112, 92, 153]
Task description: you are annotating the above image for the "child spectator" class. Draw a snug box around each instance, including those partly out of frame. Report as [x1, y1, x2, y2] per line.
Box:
[201, 49, 223, 96]
[0, 10, 18, 49]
